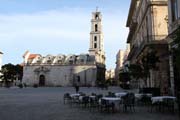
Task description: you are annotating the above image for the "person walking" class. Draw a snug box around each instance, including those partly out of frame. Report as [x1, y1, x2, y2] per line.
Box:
[75, 76, 80, 93]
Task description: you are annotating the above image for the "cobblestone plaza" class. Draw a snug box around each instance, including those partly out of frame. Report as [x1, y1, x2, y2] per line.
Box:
[0, 87, 178, 120]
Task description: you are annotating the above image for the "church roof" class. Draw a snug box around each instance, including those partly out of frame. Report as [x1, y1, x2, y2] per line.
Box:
[28, 54, 39, 60]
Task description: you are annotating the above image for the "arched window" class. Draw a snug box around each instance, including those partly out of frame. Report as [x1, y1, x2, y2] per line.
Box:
[95, 14, 98, 19]
[95, 24, 98, 32]
[94, 43, 97, 48]
[94, 36, 97, 41]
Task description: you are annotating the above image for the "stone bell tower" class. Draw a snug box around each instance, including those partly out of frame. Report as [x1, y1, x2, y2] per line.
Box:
[89, 8, 105, 64]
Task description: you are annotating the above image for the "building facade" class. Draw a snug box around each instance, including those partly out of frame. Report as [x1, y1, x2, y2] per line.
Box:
[0, 51, 3, 82]
[106, 69, 115, 81]
[126, 0, 170, 94]
[167, 0, 180, 95]
[0, 51, 3, 71]
[22, 10, 106, 87]
[115, 50, 125, 81]
[115, 45, 130, 83]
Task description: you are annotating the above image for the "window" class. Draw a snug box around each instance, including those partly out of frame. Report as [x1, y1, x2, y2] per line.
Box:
[47, 60, 51, 63]
[58, 60, 62, 63]
[94, 36, 97, 41]
[69, 60, 73, 64]
[94, 43, 97, 48]
[95, 24, 98, 31]
[171, 0, 178, 22]
[95, 14, 99, 19]
[81, 59, 84, 63]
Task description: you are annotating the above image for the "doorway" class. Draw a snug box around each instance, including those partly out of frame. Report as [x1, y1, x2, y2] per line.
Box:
[39, 75, 46, 86]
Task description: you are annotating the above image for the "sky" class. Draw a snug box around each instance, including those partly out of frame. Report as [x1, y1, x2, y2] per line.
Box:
[0, 0, 130, 69]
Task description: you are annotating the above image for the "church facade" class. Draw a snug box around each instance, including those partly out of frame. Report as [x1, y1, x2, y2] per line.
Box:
[22, 10, 106, 87]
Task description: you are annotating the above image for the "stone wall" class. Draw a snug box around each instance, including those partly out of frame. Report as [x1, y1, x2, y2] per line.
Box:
[22, 65, 97, 87]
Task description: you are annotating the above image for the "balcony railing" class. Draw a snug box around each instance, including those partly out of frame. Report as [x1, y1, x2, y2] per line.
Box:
[139, 35, 167, 50]
[128, 35, 167, 60]
[127, 45, 138, 60]
[137, 35, 167, 57]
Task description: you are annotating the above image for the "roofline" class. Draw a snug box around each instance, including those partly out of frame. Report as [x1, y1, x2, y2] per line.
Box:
[126, 0, 137, 27]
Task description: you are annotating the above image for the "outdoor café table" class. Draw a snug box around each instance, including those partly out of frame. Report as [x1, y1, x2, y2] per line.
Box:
[89, 95, 96, 100]
[115, 92, 127, 98]
[70, 93, 81, 101]
[70, 93, 80, 98]
[135, 93, 152, 99]
[101, 97, 121, 110]
[151, 96, 176, 104]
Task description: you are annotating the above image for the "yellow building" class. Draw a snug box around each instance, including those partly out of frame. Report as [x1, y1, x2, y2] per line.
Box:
[126, 0, 170, 94]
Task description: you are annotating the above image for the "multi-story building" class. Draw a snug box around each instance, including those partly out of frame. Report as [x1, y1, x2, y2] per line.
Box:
[106, 69, 115, 81]
[115, 45, 130, 83]
[22, 10, 106, 87]
[0, 51, 3, 82]
[167, 0, 180, 95]
[115, 50, 125, 81]
[0, 51, 3, 71]
[126, 0, 170, 94]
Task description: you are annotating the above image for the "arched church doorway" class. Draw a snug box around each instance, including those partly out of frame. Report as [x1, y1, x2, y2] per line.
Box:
[39, 75, 46, 86]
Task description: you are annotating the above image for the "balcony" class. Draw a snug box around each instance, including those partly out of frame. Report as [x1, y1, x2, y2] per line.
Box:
[136, 35, 168, 57]
[169, 18, 180, 34]
[127, 20, 138, 43]
[127, 44, 138, 60]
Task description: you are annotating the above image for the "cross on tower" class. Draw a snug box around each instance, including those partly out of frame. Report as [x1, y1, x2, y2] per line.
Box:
[96, 6, 99, 12]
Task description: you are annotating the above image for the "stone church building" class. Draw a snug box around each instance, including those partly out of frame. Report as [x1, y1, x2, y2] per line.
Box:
[22, 10, 106, 87]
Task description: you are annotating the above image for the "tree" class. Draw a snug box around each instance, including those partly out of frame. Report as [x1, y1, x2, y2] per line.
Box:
[0, 63, 23, 87]
[141, 49, 160, 86]
[171, 26, 180, 113]
[127, 49, 160, 88]
[128, 64, 145, 80]
[172, 27, 180, 69]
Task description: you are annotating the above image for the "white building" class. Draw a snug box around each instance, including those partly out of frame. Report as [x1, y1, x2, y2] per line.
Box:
[22, 10, 106, 87]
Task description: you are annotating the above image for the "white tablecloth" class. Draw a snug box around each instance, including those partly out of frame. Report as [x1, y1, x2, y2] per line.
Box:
[101, 97, 121, 107]
[151, 96, 176, 104]
[135, 93, 152, 99]
[70, 93, 80, 98]
[115, 92, 127, 98]
[98, 97, 121, 110]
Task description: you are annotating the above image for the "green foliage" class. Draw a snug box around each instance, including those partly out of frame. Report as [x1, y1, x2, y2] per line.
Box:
[119, 72, 130, 82]
[127, 50, 160, 83]
[128, 64, 145, 80]
[141, 50, 160, 78]
[0, 63, 23, 86]
[172, 27, 180, 69]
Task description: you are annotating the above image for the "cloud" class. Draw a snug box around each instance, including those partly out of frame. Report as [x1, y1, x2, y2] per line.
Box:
[0, 8, 129, 69]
